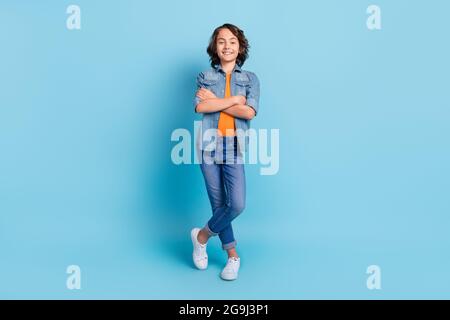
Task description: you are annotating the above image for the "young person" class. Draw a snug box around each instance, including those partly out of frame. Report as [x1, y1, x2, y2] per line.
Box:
[191, 23, 260, 281]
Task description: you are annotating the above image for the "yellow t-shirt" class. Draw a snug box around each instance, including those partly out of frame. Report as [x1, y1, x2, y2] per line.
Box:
[217, 73, 235, 136]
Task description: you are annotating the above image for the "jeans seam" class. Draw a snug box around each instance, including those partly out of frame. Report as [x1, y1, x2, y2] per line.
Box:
[205, 222, 219, 236]
[222, 240, 237, 250]
[208, 205, 230, 234]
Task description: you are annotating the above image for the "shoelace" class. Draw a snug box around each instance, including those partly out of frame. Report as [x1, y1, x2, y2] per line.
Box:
[226, 258, 239, 267]
[224, 259, 239, 272]
[195, 248, 207, 258]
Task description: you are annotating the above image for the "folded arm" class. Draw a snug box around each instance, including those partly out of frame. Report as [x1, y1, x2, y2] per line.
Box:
[195, 97, 237, 113]
[195, 88, 255, 120]
[222, 104, 255, 120]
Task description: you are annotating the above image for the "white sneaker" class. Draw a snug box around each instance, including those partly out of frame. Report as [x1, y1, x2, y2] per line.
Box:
[220, 257, 240, 280]
[191, 228, 208, 270]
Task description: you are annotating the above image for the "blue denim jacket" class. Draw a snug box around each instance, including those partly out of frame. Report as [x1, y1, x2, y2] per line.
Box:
[193, 64, 260, 152]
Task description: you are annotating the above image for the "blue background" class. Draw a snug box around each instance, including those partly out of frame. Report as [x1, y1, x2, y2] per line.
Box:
[1, 0, 449, 299]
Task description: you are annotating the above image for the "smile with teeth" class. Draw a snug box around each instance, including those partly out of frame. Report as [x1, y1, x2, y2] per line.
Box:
[223, 51, 234, 55]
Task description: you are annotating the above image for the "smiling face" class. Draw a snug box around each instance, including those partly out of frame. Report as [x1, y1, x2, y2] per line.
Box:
[215, 28, 240, 65]
[207, 23, 249, 68]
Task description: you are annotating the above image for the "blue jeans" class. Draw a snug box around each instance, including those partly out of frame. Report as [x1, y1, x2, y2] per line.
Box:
[200, 136, 246, 250]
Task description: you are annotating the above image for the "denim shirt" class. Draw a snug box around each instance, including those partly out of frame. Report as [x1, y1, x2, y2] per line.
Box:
[193, 64, 260, 152]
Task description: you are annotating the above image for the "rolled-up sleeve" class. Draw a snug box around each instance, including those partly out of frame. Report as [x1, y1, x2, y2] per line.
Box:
[193, 72, 204, 112]
[246, 72, 260, 116]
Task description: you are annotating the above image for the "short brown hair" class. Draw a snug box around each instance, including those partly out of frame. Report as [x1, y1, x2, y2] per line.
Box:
[207, 23, 250, 68]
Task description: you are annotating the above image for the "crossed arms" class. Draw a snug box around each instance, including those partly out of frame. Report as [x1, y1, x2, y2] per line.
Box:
[194, 88, 256, 120]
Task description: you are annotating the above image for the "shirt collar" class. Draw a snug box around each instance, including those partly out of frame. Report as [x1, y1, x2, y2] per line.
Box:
[215, 63, 242, 74]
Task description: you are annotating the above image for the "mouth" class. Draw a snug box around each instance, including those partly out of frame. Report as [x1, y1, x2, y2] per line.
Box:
[222, 51, 235, 56]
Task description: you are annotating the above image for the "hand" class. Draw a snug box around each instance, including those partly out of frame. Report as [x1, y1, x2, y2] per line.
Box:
[196, 88, 217, 101]
[232, 95, 247, 105]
